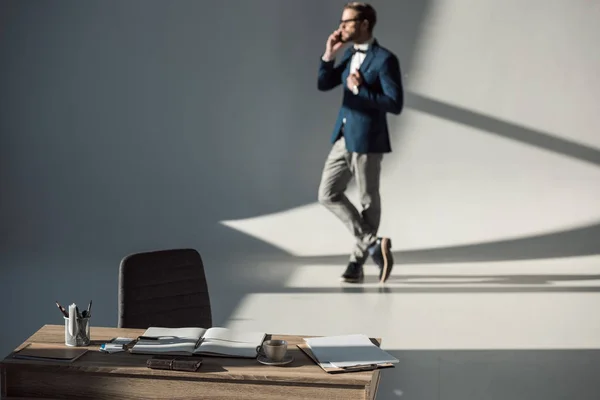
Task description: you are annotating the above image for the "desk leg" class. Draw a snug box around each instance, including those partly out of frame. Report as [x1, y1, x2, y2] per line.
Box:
[1, 366, 7, 398]
[367, 370, 381, 400]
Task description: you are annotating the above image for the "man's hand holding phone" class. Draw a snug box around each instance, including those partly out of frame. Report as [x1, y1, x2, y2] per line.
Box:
[323, 29, 345, 62]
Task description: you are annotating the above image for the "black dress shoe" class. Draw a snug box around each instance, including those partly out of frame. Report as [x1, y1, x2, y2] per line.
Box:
[368, 237, 394, 283]
[341, 262, 364, 283]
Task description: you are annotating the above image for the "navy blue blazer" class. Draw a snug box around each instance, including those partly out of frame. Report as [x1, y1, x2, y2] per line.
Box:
[317, 39, 403, 153]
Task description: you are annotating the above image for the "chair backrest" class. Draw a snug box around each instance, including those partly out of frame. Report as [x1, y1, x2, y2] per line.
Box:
[118, 248, 212, 329]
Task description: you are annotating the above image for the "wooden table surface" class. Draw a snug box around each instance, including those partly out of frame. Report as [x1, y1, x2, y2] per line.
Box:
[1, 325, 382, 400]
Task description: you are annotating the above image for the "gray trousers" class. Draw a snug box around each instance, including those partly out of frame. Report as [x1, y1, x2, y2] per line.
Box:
[318, 136, 383, 264]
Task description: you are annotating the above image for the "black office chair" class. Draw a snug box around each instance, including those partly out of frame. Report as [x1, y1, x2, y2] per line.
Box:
[118, 248, 212, 329]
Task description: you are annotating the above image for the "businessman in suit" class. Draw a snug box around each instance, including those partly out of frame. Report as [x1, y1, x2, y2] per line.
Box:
[317, 2, 403, 284]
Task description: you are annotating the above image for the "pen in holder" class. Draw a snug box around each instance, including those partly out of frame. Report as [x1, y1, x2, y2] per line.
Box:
[64, 303, 91, 346]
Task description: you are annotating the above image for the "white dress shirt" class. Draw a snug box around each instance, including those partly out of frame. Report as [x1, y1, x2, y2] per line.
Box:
[345, 38, 374, 122]
[349, 39, 373, 91]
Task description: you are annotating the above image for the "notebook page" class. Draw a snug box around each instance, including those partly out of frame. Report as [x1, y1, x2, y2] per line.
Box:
[202, 327, 265, 344]
[131, 340, 197, 355]
[142, 327, 206, 340]
[194, 341, 258, 358]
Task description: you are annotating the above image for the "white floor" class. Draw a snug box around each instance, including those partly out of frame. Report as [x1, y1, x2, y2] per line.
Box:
[216, 254, 600, 400]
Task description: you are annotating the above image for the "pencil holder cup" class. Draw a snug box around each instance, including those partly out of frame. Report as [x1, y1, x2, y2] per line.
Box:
[64, 316, 91, 346]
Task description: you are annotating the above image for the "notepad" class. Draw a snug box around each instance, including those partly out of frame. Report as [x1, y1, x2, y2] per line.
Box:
[304, 334, 399, 369]
[13, 343, 88, 363]
[130, 327, 266, 358]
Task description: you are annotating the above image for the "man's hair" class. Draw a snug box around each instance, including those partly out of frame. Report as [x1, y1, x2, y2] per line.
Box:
[344, 2, 377, 33]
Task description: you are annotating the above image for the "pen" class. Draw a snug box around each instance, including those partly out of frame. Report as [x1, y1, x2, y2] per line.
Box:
[137, 336, 175, 341]
[82, 301, 91, 318]
[55, 301, 69, 318]
[340, 364, 378, 371]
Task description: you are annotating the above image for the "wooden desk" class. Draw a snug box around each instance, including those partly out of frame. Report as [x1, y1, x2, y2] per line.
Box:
[1, 325, 382, 399]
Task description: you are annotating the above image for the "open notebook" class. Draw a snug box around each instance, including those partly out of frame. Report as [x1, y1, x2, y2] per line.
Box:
[130, 327, 266, 358]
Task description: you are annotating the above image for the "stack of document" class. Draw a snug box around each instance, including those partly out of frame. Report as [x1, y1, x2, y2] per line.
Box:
[303, 334, 399, 370]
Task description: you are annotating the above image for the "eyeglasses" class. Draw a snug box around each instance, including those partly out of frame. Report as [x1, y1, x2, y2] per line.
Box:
[339, 18, 363, 24]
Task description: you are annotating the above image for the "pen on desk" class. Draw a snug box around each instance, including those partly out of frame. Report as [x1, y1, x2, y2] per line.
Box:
[340, 364, 378, 372]
[86, 300, 92, 317]
[137, 336, 176, 341]
[55, 301, 69, 318]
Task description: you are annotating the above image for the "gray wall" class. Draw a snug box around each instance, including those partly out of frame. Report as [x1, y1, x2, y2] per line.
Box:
[0, 0, 427, 356]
